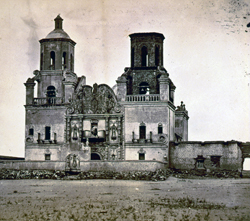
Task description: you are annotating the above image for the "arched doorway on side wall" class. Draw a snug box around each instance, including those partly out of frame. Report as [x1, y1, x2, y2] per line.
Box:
[91, 153, 101, 160]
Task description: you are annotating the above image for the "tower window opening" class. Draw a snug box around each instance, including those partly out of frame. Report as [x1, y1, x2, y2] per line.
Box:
[131, 48, 134, 67]
[46, 86, 56, 98]
[46, 86, 56, 104]
[155, 46, 159, 66]
[70, 54, 74, 71]
[139, 123, 146, 140]
[158, 123, 163, 134]
[45, 126, 51, 140]
[50, 51, 55, 70]
[62, 52, 67, 70]
[139, 82, 150, 95]
[141, 46, 148, 67]
[40, 53, 43, 70]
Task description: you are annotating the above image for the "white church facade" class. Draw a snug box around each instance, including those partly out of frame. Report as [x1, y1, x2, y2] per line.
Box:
[23, 16, 243, 172]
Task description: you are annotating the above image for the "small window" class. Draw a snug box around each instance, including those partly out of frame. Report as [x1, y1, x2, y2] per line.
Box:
[45, 126, 51, 140]
[45, 154, 51, 161]
[139, 153, 145, 160]
[29, 128, 34, 136]
[158, 123, 163, 134]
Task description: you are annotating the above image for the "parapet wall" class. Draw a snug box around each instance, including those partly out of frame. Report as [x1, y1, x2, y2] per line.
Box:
[169, 141, 242, 171]
[0, 160, 166, 172]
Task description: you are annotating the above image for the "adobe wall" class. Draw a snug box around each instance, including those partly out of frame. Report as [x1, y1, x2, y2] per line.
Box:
[0, 160, 166, 172]
[169, 141, 242, 171]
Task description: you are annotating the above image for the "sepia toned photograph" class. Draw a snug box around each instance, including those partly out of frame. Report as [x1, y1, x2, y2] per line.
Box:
[0, 0, 250, 220]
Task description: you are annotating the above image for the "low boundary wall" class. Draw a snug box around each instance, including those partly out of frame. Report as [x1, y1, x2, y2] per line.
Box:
[0, 160, 166, 172]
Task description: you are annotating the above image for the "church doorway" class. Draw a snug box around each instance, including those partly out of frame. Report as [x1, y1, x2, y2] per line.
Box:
[91, 153, 101, 160]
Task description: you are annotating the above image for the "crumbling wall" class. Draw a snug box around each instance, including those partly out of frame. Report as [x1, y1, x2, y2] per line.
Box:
[169, 141, 242, 171]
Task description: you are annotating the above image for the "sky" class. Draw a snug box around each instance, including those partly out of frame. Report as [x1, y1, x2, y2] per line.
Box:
[0, 0, 249, 157]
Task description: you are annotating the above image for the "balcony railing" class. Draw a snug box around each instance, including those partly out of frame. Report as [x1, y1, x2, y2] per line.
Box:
[33, 97, 64, 105]
[126, 94, 160, 102]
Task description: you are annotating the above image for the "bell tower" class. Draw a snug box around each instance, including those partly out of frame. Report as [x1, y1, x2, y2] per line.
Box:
[130, 32, 164, 68]
[39, 15, 76, 72]
[30, 15, 78, 101]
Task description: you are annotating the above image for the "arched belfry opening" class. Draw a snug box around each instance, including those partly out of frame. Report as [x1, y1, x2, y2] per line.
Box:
[70, 54, 74, 71]
[40, 53, 43, 70]
[141, 46, 148, 67]
[47, 86, 56, 98]
[50, 51, 55, 70]
[155, 45, 160, 66]
[139, 82, 150, 94]
[131, 48, 135, 67]
[62, 52, 67, 70]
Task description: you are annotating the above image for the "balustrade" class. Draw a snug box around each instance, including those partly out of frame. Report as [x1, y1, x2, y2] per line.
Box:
[33, 97, 64, 105]
[126, 94, 160, 102]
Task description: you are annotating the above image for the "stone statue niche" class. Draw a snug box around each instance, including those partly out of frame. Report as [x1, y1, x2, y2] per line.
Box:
[65, 154, 80, 173]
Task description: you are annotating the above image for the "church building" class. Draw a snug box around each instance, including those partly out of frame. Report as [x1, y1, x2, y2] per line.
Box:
[24, 16, 242, 172]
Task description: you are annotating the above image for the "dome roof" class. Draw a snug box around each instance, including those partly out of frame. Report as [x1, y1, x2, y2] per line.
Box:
[45, 29, 70, 39]
[44, 15, 71, 40]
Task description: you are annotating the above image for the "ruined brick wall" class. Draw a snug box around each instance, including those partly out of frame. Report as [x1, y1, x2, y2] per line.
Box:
[169, 141, 242, 171]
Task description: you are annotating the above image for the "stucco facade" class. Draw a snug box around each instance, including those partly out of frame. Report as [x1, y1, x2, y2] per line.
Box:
[23, 16, 243, 172]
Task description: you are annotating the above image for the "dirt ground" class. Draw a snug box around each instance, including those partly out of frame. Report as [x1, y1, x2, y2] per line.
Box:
[0, 177, 250, 221]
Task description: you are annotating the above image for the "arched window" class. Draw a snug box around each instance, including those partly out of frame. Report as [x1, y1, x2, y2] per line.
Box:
[131, 48, 134, 67]
[46, 86, 56, 98]
[40, 53, 43, 70]
[50, 51, 55, 70]
[139, 82, 150, 94]
[155, 46, 159, 66]
[62, 52, 67, 70]
[158, 123, 163, 134]
[141, 46, 148, 67]
[70, 54, 74, 71]
[139, 122, 146, 139]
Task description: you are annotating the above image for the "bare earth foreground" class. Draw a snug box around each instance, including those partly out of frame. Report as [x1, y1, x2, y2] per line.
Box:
[0, 177, 250, 221]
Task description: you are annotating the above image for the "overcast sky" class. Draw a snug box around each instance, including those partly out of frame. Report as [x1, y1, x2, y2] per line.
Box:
[0, 0, 249, 157]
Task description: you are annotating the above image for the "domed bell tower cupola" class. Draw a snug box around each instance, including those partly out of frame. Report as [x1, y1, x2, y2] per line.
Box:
[39, 15, 76, 72]
[34, 15, 77, 101]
